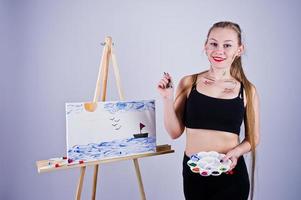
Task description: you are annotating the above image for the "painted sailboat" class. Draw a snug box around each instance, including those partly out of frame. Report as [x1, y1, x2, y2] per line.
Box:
[133, 123, 149, 138]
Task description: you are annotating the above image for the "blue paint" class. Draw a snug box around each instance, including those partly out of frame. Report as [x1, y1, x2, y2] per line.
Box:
[68, 136, 156, 162]
[66, 100, 155, 116]
[190, 154, 200, 161]
[103, 100, 155, 114]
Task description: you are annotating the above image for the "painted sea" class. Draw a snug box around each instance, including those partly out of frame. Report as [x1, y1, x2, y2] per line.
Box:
[68, 136, 156, 162]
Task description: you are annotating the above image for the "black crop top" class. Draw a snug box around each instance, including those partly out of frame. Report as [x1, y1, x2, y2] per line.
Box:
[183, 83, 245, 135]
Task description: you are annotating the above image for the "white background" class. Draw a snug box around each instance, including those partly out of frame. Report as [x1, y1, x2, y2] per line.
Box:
[1, 0, 301, 199]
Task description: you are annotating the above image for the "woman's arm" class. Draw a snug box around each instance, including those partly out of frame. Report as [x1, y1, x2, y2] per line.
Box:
[235, 86, 261, 155]
[222, 86, 260, 168]
[158, 74, 191, 139]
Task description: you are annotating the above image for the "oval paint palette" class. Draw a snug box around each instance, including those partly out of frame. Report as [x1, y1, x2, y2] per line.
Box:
[187, 151, 232, 176]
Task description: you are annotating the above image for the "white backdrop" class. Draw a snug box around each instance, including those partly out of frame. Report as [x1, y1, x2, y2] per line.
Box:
[1, 0, 301, 199]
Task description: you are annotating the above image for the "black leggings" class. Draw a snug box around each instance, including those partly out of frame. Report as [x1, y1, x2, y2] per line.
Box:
[183, 153, 250, 200]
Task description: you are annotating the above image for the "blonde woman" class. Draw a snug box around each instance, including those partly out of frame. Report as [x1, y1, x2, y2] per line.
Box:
[157, 21, 260, 200]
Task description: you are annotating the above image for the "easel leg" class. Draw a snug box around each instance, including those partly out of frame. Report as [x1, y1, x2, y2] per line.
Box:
[76, 166, 86, 200]
[133, 159, 146, 200]
[92, 164, 99, 200]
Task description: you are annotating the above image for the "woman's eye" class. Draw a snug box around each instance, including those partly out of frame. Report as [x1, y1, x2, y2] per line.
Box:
[210, 42, 218, 47]
[224, 44, 232, 48]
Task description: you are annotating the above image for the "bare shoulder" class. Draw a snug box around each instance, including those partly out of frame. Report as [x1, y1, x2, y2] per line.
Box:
[177, 74, 194, 89]
[175, 73, 198, 100]
[177, 71, 208, 89]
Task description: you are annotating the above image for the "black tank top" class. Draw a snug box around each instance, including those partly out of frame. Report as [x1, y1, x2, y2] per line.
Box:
[183, 82, 245, 135]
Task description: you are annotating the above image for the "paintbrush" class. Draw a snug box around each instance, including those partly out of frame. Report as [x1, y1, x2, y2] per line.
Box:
[163, 72, 173, 88]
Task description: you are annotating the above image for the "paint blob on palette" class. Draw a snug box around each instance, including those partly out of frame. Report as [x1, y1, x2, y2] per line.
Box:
[187, 151, 232, 176]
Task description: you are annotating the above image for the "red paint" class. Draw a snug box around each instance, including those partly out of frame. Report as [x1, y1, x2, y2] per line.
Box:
[192, 168, 199, 172]
[79, 160, 84, 164]
[140, 123, 145, 130]
[68, 159, 73, 163]
[226, 170, 235, 175]
[201, 171, 208, 176]
[55, 163, 60, 168]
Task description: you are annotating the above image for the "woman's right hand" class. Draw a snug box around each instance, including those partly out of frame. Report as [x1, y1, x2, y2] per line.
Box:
[157, 72, 174, 100]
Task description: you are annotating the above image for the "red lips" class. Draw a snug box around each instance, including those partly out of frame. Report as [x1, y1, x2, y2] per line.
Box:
[212, 57, 225, 62]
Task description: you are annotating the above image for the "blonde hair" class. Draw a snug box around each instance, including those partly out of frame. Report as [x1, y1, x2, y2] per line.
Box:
[176, 21, 256, 200]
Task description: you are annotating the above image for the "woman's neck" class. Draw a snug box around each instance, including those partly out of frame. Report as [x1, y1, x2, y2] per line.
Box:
[208, 66, 232, 81]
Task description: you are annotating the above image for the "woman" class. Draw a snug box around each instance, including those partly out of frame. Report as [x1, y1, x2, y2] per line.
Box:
[157, 21, 260, 200]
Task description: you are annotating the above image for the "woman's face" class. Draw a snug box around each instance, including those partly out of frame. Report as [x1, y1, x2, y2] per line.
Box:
[205, 27, 243, 69]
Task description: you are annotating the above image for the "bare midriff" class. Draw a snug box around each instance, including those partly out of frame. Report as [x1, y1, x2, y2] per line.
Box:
[185, 128, 240, 157]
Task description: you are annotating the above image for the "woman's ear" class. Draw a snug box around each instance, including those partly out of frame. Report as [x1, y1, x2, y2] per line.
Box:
[237, 44, 245, 57]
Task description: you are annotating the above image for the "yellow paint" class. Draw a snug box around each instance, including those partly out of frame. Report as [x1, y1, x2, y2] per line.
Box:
[84, 102, 97, 112]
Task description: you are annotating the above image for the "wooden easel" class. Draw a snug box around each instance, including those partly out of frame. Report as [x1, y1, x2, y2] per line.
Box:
[36, 36, 174, 200]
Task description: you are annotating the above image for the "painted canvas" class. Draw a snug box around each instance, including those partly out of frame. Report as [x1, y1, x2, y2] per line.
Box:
[65, 100, 156, 164]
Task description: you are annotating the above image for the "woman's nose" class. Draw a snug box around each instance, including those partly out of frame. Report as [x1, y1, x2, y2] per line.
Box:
[214, 48, 224, 54]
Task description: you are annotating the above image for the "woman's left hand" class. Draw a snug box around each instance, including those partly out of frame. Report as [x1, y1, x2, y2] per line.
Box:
[221, 148, 241, 171]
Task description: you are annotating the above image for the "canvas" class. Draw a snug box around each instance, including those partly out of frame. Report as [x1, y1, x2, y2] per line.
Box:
[65, 99, 156, 164]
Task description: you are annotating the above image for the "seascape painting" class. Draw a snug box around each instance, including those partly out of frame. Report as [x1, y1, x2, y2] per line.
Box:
[65, 100, 156, 164]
